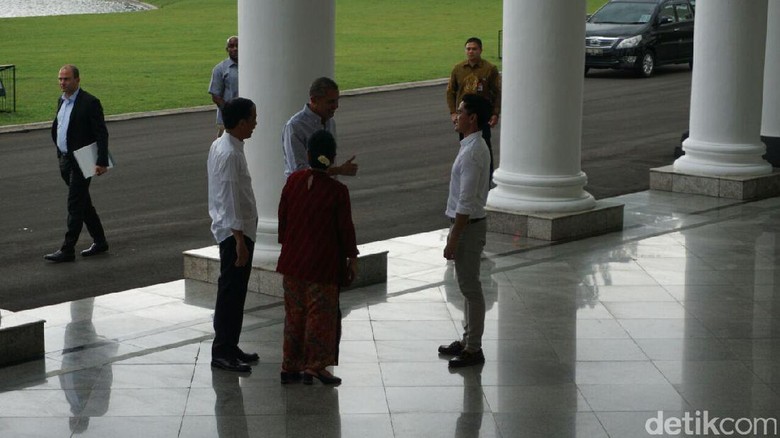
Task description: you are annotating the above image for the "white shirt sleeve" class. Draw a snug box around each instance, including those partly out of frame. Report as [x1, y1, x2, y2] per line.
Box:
[210, 152, 245, 232]
[455, 149, 485, 216]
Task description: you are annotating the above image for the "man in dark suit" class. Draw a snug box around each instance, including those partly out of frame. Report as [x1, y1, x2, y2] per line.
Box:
[45, 65, 110, 263]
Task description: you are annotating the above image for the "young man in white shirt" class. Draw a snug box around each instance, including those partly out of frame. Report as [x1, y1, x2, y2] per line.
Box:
[440, 94, 492, 368]
[207, 97, 259, 373]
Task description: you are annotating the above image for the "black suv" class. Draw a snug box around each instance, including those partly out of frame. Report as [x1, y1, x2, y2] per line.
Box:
[585, 0, 695, 77]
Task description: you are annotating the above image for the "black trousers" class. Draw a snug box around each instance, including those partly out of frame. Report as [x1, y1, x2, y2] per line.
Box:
[58, 154, 106, 253]
[212, 235, 255, 359]
[459, 125, 494, 179]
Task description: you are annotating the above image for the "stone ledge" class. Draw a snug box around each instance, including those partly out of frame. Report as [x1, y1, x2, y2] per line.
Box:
[183, 246, 387, 298]
[0, 310, 45, 368]
[486, 201, 624, 241]
[650, 165, 780, 200]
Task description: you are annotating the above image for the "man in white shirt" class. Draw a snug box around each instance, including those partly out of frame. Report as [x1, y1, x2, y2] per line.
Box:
[439, 94, 491, 368]
[207, 97, 259, 373]
[282, 77, 357, 178]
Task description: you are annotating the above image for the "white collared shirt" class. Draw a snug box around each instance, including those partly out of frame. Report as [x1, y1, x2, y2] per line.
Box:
[207, 133, 258, 243]
[445, 131, 490, 219]
[282, 103, 337, 177]
[56, 88, 80, 153]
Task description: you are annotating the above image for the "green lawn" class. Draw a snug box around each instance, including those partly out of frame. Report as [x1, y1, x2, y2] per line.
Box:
[0, 0, 607, 125]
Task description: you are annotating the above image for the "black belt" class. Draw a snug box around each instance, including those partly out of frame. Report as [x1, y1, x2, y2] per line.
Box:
[450, 217, 486, 224]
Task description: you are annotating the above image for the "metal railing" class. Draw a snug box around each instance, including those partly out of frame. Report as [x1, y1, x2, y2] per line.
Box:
[498, 30, 502, 59]
[0, 65, 16, 113]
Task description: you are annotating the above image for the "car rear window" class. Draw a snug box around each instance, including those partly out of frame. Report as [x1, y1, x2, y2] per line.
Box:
[590, 2, 657, 24]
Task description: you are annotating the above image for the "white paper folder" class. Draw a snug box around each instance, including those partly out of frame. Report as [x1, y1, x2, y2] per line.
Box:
[73, 142, 115, 178]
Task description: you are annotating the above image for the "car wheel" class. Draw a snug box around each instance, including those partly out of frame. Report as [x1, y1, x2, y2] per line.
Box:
[638, 51, 655, 77]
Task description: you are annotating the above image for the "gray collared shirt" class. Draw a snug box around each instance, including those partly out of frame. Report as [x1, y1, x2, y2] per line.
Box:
[282, 104, 337, 177]
[208, 58, 238, 125]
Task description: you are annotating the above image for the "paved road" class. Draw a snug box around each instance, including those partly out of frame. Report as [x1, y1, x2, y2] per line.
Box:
[0, 66, 691, 310]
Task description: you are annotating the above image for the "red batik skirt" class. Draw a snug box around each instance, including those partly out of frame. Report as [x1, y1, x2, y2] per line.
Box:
[282, 275, 341, 372]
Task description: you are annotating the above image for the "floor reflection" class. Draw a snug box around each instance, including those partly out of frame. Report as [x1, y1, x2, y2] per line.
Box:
[211, 369, 249, 438]
[450, 365, 485, 438]
[58, 298, 117, 433]
[285, 386, 342, 437]
[3, 192, 780, 436]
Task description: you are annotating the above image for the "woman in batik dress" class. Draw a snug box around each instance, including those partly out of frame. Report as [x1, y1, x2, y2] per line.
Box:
[276, 130, 358, 385]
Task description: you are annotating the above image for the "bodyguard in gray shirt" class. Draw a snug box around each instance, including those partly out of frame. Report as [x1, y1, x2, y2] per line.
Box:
[209, 36, 238, 136]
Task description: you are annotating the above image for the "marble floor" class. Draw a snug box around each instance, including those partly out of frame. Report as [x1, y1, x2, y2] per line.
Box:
[2, 190, 780, 437]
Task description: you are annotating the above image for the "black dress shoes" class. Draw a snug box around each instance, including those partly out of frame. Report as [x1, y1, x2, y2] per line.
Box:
[81, 242, 109, 257]
[44, 250, 75, 263]
[303, 370, 342, 385]
[211, 357, 251, 373]
[236, 350, 259, 363]
[448, 349, 485, 368]
[438, 340, 464, 356]
[280, 371, 302, 384]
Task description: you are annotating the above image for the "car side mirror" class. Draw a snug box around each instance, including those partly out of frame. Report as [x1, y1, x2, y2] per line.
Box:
[658, 16, 674, 25]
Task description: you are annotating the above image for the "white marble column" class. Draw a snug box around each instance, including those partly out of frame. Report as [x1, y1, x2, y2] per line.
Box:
[238, 0, 335, 263]
[675, 0, 770, 176]
[488, 0, 594, 213]
[762, 0, 780, 159]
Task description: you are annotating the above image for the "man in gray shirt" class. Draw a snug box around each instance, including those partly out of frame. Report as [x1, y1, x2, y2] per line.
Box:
[209, 36, 238, 136]
[282, 77, 357, 177]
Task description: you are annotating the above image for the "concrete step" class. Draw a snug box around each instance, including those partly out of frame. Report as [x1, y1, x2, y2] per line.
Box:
[0, 309, 45, 367]
[650, 165, 780, 200]
[183, 245, 387, 297]
[487, 200, 624, 241]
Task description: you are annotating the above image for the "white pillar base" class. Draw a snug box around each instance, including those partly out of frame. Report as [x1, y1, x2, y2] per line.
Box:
[488, 169, 596, 213]
[252, 219, 280, 264]
[674, 138, 771, 177]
